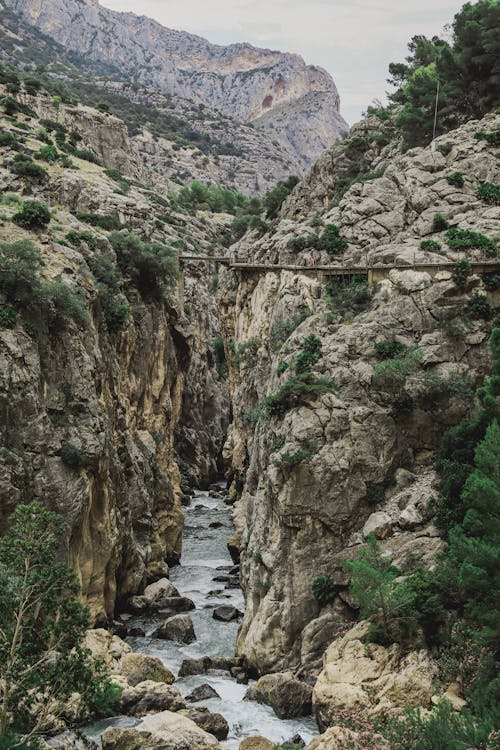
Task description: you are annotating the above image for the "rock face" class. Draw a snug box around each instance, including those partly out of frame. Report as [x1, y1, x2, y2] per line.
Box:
[4, 0, 348, 167]
[0, 91, 229, 619]
[220, 113, 499, 675]
[313, 621, 438, 730]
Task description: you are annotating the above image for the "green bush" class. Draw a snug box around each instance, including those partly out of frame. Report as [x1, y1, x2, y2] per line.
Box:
[0, 240, 43, 308]
[312, 574, 337, 606]
[268, 311, 309, 352]
[262, 373, 333, 418]
[325, 277, 372, 314]
[384, 701, 497, 750]
[0, 131, 19, 149]
[432, 213, 449, 232]
[60, 442, 87, 469]
[263, 176, 299, 219]
[12, 200, 51, 230]
[76, 213, 124, 231]
[97, 287, 129, 332]
[476, 182, 500, 206]
[108, 231, 179, 299]
[38, 144, 58, 162]
[275, 445, 315, 468]
[375, 340, 406, 360]
[446, 172, 465, 188]
[465, 294, 493, 321]
[318, 224, 348, 255]
[10, 158, 48, 183]
[0, 306, 17, 328]
[373, 348, 422, 387]
[451, 259, 471, 288]
[475, 129, 500, 148]
[420, 239, 441, 251]
[66, 230, 97, 250]
[45, 278, 88, 327]
[445, 227, 497, 256]
[211, 335, 227, 377]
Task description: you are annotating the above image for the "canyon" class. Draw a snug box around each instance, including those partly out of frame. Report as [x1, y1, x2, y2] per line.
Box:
[0, 5, 499, 746]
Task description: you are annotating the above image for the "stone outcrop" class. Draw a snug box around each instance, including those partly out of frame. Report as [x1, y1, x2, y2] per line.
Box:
[220, 113, 499, 675]
[0, 93, 229, 619]
[4, 0, 348, 167]
[312, 621, 438, 730]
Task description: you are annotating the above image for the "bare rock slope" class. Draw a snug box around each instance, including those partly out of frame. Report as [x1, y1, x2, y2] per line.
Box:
[4, 0, 348, 167]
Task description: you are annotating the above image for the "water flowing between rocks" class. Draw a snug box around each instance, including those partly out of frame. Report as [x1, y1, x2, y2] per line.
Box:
[86, 486, 318, 748]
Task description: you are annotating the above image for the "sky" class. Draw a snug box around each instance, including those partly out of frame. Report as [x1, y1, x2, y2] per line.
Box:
[101, 0, 465, 125]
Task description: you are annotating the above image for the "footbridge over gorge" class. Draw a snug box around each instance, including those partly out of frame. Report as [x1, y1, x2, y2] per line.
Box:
[178, 253, 500, 286]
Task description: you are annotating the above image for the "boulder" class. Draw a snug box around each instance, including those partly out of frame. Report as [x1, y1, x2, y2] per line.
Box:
[120, 653, 174, 686]
[144, 578, 181, 603]
[158, 596, 196, 613]
[284, 736, 305, 748]
[152, 614, 196, 644]
[362, 512, 393, 540]
[128, 580, 185, 613]
[101, 710, 223, 750]
[180, 706, 229, 740]
[245, 672, 312, 719]
[186, 684, 221, 702]
[313, 621, 438, 730]
[119, 680, 186, 716]
[212, 605, 242, 622]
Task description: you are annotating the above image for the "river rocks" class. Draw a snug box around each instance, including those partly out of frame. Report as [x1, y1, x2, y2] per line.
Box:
[362, 512, 393, 540]
[213, 605, 243, 622]
[239, 738, 275, 750]
[178, 655, 244, 677]
[159, 596, 196, 613]
[120, 653, 175, 687]
[152, 614, 196, 644]
[313, 621, 438, 730]
[119, 681, 186, 716]
[127, 579, 183, 613]
[101, 710, 224, 750]
[179, 707, 229, 740]
[186, 684, 221, 702]
[245, 672, 313, 719]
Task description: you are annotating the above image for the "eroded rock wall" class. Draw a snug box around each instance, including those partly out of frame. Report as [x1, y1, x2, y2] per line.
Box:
[221, 114, 499, 675]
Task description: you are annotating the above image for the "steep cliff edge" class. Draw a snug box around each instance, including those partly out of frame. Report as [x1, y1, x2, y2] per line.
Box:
[0, 90, 229, 620]
[3, 0, 348, 167]
[221, 113, 499, 675]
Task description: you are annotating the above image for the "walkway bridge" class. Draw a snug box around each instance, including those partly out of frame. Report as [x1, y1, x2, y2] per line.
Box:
[178, 254, 500, 286]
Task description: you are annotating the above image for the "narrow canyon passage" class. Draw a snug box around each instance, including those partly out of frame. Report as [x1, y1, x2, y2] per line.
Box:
[86, 485, 317, 747]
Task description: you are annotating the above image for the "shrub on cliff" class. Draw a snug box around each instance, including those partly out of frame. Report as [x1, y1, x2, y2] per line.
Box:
[0, 502, 119, 741]
[109, 231, 179, 300]
[12, 200, 51, 230]
[318, 224, 348, 255]
[263, 372, 333, 418]
[451, 259, 471, 288]
[10, 157, 48, 184]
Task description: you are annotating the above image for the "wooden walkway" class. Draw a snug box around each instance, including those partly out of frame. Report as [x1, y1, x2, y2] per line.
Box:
[178, 255, 500, 285]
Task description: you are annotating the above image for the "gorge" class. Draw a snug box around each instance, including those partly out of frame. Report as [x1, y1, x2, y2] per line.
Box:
[0, 1, 499, 748]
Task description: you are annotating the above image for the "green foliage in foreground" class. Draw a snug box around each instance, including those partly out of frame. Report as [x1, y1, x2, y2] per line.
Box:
[0, 502, 119, 739]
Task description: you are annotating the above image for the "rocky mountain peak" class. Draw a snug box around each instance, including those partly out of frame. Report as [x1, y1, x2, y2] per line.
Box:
[3, 0, 348, 166]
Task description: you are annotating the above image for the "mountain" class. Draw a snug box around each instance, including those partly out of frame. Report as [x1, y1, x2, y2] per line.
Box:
[3, 0, 348, 167]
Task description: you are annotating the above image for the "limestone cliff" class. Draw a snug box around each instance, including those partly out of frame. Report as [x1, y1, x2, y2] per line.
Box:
[0, 91, 229, 620]
[221, 113, 500, 674]
[3, 0, 348, 167]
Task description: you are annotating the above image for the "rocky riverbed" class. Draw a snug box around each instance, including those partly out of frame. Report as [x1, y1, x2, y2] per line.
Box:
[85, 486, 318, 749]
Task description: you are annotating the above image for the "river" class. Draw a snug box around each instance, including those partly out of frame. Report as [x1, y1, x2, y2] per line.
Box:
[86, 486, 318, 748]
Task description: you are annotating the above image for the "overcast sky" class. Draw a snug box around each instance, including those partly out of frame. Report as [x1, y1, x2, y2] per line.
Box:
[101, 0, 465, 125]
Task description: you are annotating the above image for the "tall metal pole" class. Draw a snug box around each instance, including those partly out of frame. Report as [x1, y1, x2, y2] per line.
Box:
[433, 79, 440, 143]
